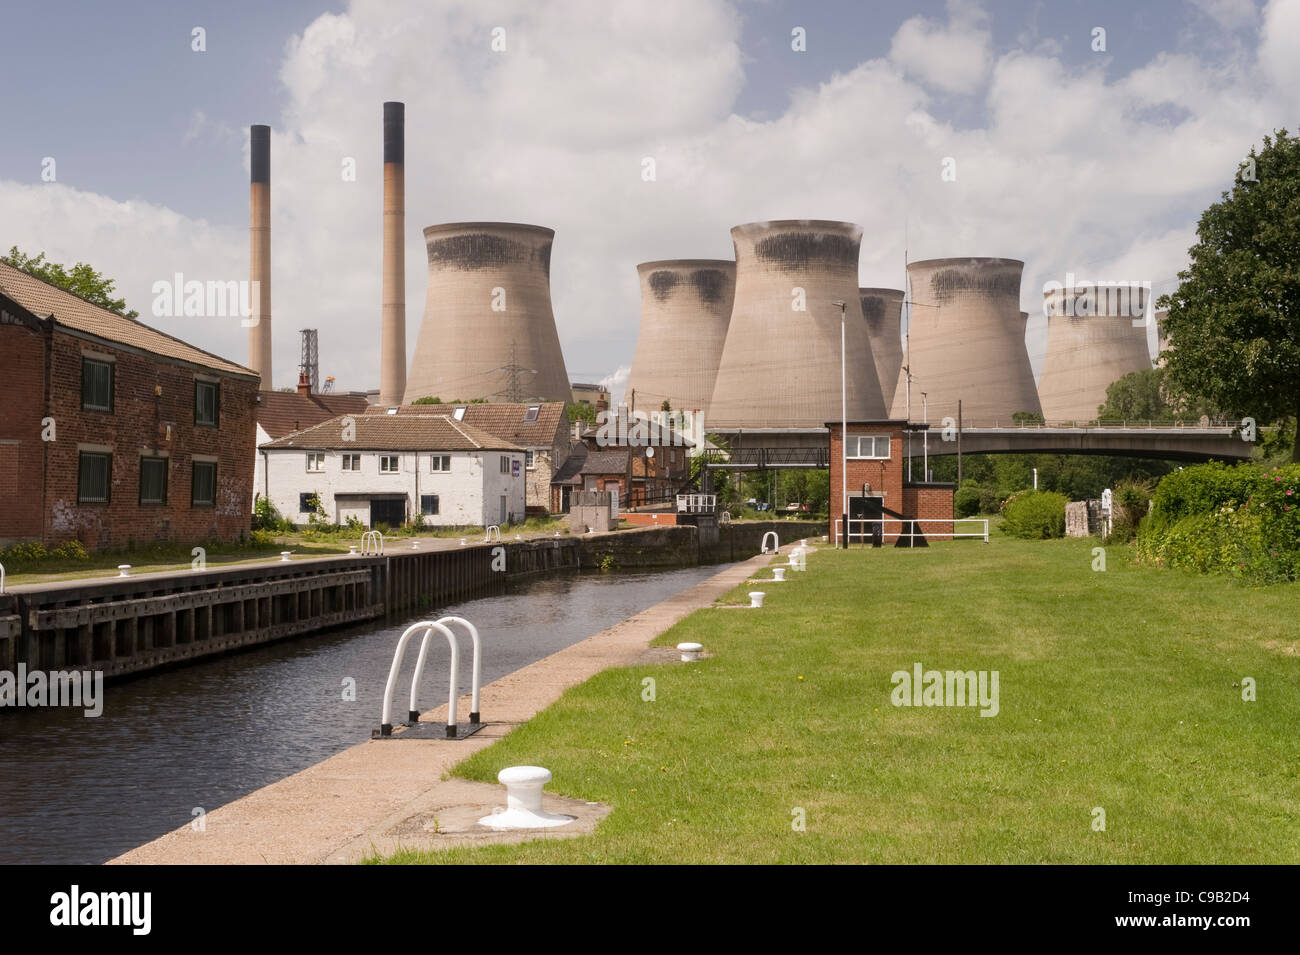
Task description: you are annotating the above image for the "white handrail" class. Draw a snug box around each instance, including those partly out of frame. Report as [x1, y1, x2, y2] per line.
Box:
[484, 524, 502, 543]
[380, 621, 437, 735]
[434, 615, 482, 723]
[361, 529, 385, 555]
[406, 620, 460, 737]
[0, 561, 5, 594]
[833, 517, 989, 545]
[760, 531, 779, 554]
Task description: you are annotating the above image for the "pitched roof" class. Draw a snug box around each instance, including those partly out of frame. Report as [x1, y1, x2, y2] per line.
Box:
[550, 442, 588, 485]
[260, 413, 522, 452]
[579, 449, 630, 475]
[0, 260, 256, 379]
[257, 391, 371, 440]
[371, 401, 568, 448]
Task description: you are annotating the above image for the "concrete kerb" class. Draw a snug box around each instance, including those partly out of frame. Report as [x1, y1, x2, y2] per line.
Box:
[108, 548, 775, 865]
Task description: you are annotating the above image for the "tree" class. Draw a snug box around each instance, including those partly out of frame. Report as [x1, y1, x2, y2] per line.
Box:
[1157, 129, 1300, 460]
[567, 403, 597, 427]
[1098, 369, 1170, 420]
[2, 246, 138, 318]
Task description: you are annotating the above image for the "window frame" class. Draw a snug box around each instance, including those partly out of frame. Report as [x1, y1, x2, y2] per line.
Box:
[81, 358, 115, 413]
[77, 451, 112, 504]
[524, 450, 536, 470]
[139, 456, 168, 505]
[299, 491, 319, 514]
[429, 454, 451, 473]
[341, 453, 361, 471]
[420, 494, 439, 516]
[194, 379, 220, 427]
[846, 434, 891, 460]
[379, 455, 400, 474]
[499, 455, 510, 474]
[191, 460, 217, 507]
[306, 452, 326, 473]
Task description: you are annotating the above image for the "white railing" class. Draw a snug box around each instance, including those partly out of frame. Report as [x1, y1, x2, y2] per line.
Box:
[760, 531, 779, 554]
[379, 616, 485, 738]
[676, 493, 716, 514]
[483, 524, 502, 543]
[833, 518, 989, 546]
[361, 530, 384, 555]
[0, 561, 5, 594]
[719, 510, 731, 526]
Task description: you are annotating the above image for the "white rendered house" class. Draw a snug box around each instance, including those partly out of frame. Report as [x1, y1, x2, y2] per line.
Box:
[259, 414, 525, 528]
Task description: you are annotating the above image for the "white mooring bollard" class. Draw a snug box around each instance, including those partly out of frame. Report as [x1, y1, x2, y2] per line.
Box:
[677, 642, 704, 662]
[280, 552, 292, 562]
[749, 591, 765, 608]
[349, 545, 358, 555]
[117, 564, 131, 577]
[460, 538, 467, 546]
[773, 567, 786, 581]
[478, 766, 574, 830]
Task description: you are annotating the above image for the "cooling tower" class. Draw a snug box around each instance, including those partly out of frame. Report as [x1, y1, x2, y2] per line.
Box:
[890, 257, 1040, 425]
[859, 288, 904, 417]
[625, 260, 735, 418]
[1155, 308, 1171, 364]
[1037, 285, 1152, 421]
[249, 125, 272, 390]
[378, 102, 406, 406]
[709, 220, 887, 428]
[404, 222, 571, 404]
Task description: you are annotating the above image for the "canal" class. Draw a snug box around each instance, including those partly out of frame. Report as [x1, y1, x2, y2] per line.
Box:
[0, 564, 728, 864]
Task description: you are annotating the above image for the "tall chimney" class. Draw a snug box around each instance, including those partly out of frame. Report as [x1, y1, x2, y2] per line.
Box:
[249, 125, 272, 390]
[379, 102, 406, 406]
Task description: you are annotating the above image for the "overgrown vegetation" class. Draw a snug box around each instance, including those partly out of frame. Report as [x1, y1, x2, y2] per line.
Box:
[999, 490, 1067, 539]
[1136, 462, 1300, 582]
[2, 246, 139, 318]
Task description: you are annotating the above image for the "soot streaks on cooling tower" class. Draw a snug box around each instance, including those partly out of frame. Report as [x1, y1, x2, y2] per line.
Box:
[753, 232, 858, 271]
[690, 269, 728, 304]
[860, 295, 885, 325]
[929, 265, 1020, 304]
[648, 270, 680, 301]
[425, 233, 552, 276]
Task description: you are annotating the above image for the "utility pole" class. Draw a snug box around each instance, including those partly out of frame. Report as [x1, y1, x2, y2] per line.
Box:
[921, 391, 928, 481]
[957, 399, 963, 485]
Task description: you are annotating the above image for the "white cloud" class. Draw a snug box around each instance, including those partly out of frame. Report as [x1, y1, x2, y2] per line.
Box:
[1188, 0, 1260, 30]
[889, 0, 993, 95]
[2, 0, 1296, 396]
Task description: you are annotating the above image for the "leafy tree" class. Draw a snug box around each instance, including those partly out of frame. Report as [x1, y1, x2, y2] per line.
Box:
[1157, 128, 1300, 461]
[2, 246, 138, 318]
[567, 403, 597, 427]
[1098, 369, 1170, 420]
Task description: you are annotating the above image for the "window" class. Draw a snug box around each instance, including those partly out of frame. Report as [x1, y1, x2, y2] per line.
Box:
[139, 457, 168, 504]
[379, 455, 400, 473]
[306, 452, 325, 472]
[299, 492, 319, 513]
[452, 406, 466, 421]
[524, 405, 540, 422]
[78, 452, 111, 503]
[499, 455, 510, 474]
[524, 450, 536, 470]
[192, 461, 216, 506]
[81, 359, 114, 412]
[429, 455, 451, 472]
[195, 380, 219, 426]
[420, 494, 439, 516]
[847, 435, 890, 459]
[341, 454, 361, 471]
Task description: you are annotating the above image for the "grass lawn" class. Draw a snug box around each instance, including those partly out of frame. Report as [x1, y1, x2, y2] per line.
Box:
[379, 534, 1300, 864]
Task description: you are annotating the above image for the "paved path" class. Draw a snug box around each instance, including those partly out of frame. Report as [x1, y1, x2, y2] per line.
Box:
[109, 550, 776, 864]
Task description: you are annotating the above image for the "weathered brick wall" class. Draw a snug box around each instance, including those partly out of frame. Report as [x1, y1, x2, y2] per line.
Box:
[0, 323, 48, 542]
[41, 330, 258, 549]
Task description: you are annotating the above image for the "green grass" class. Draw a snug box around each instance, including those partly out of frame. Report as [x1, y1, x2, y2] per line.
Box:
[376, 534, 1300, 864]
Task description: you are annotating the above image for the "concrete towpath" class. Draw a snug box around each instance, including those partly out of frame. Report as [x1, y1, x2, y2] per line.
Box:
[109, 549, 781, 864]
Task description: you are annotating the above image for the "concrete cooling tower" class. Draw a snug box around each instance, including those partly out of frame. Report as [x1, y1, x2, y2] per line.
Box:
[404, 222, 571, 404]
[891, 257, 1041, 425]
[859, 288, 904, 417]
[1037, 285, 1152, 421]
[625, 260, 735, 419]
[709, 220, 887, 428]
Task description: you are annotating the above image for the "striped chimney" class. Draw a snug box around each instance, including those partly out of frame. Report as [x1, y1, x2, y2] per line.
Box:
[379, 102, 407, 406]
[249, 125, 272, 390]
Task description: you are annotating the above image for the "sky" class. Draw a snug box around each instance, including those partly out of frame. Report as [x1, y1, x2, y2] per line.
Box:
[2, 0, 1297, 404]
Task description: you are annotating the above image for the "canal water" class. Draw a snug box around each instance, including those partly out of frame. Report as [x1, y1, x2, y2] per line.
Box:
[0, 564, 727, 864]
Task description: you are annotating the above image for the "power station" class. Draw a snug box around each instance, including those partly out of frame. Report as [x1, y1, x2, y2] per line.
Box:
[1037, 285, 1152, 421]
[625, 259, 735, 418]
[859, 287, 904, 418]
[709, 220, 887, 428]
[403, 222, 571, 404]
[892, 257, 1041, 425]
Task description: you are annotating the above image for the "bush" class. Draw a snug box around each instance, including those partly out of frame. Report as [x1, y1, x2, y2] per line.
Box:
[49, 540, 90, 561]
[1106, 479, 1152, 544]
[3, 540, 48, 567]
[252, 495, 281, 532]
[979, 488, 1002, 515]
[954, 485, 981, 518]
[1000, 491, 1068, 539]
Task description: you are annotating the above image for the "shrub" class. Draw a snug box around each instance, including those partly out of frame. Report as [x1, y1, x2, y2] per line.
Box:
[978, 488, 1002, 515]
[49, 540, 90, 561]
[954, 485, 981, 518]
[1000, 491, 1068, 539]
[1106, 479, 1152, 544]
[252, 495, 281, 532]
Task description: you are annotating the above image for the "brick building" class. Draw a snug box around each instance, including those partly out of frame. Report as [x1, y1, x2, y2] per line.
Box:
[827, 420, 953, 544]
[0, 261, 259, 549]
